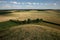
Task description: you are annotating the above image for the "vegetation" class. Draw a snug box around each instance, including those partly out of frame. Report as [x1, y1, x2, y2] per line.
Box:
[15, 10, 30, 12]
[0, 10, 60, 40]
[0, 18, 60, 31]
[42, 20, 60, 26]
[37, 10, 46, 11]
[9, 18, 60, 26]
[0, 24, 60, 40]
[0, 18, 60, 40]
[0, 11, 12, 15]
[0, 20, 19, 31]
[9, 18, 43, 24]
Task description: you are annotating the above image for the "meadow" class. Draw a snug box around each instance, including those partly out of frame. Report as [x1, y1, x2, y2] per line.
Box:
[0, 10, 60, 40]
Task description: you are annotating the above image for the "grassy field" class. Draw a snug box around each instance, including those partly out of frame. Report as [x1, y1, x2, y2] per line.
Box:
[0, 24, 60, 40]
[0, 10, 60, 24]
[0, 10, 60, 40]
[0, 20, 19, 31]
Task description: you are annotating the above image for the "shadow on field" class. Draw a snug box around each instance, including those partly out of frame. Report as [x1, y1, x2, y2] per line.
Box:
[0, 18, 60, 32]
[0, 11, 12, 15]
[9, 18, 60, 26]
[0, 20, 19, 31]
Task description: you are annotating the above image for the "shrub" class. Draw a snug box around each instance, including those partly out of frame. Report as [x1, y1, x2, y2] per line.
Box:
[27, 19, 31, 24]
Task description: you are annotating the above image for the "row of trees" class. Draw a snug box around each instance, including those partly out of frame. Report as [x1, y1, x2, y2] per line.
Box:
[9, 18, 60, 26]
[9, 18, 43, 24]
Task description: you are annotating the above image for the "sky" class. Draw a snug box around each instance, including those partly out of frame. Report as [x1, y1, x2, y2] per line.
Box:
[0, 0, 60, 9]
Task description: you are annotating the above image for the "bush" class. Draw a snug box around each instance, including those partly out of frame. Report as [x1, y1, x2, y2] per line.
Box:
[35, 18, 40, 23]
[27, 19, 31, 24]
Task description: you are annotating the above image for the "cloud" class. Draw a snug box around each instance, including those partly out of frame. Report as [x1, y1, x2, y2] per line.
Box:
[11, 1, 18, 4]
[53, 3, 57, 6]
[13, 2, 17, 4]
[32, 3, 37, 5]
[44, 3, 48, 5]
[0, 1, 59, 9]
[3, 4, 11, 8]
[27, 2, 32, 5]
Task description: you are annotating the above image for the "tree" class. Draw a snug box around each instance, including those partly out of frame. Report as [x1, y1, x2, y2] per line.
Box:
[27, 19, 31, 24]
[22, 20, 27, 24]
[40, 19, 43, 22]
[35, 18, 40, 23]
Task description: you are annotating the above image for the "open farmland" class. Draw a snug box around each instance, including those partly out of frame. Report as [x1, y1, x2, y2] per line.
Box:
[0, 10, 60, 24]
[0, 10, 60, 40]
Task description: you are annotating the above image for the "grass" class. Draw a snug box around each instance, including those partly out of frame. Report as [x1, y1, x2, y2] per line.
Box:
[36, 22, 60, 29]
[0, 24, 60, 40]
[0, 11, 12, 15]
[0, 10, 60, 40]
[0, 20, 19, 31]
[0, 20, 60, 40]
[0, 21, 60, 40]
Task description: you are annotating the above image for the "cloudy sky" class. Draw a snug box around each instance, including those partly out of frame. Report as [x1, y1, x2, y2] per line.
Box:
[0, 0, 60, 9]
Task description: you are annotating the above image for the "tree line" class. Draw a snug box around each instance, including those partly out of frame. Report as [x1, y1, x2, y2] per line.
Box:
[9, 18, 43, 24]
[9, 18, 60, 26]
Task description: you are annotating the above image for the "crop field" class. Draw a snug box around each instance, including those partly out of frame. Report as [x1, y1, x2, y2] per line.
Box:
[0, 10, 60, 40]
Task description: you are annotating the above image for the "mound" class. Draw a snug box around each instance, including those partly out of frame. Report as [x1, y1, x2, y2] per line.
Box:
[0, 24, 60, 40]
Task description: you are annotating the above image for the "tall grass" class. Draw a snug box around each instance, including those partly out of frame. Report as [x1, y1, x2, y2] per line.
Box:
[0, 25, 60, 40]
[0, 21, 19, 31]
